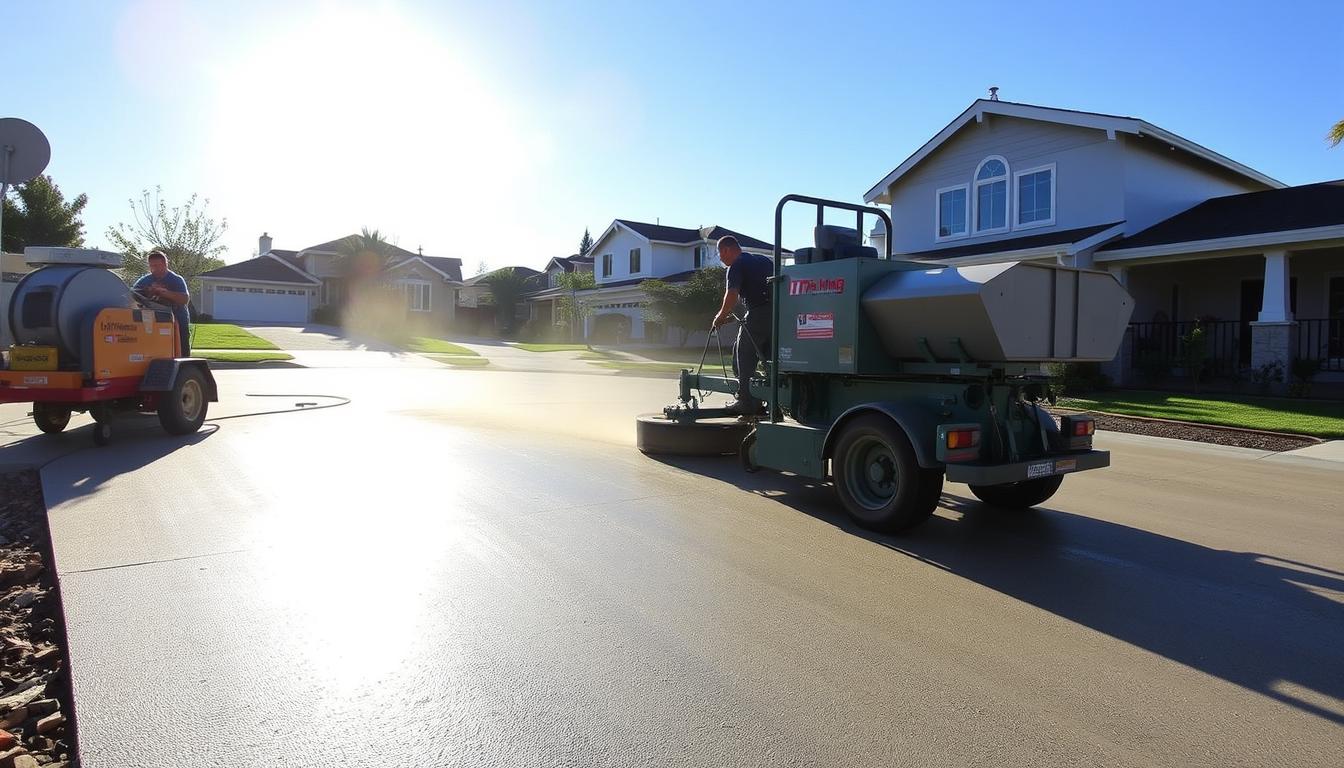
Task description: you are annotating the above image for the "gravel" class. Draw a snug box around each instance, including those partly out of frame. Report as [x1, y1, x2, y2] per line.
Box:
[0, 470, 76, 767]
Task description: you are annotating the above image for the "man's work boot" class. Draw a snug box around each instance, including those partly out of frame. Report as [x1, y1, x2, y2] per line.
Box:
[724, 399, 766, 417]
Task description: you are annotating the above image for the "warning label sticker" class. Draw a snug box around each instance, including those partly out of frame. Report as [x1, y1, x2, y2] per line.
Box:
[796, 312, 834, 340]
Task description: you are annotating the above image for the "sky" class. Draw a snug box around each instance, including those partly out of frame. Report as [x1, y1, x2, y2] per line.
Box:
[3, 0, 1341, 273]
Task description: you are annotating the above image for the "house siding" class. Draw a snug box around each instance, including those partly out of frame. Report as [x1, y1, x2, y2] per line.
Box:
[594, 227, 651, 284]
[650, 243, 693, 276]
[887, 116, 1124, 255]
[382, 261, 456, 331]
[1120, 134, 1267, 237]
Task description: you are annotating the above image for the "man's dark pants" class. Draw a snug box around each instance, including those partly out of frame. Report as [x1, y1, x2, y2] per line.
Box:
[733, 308, 771, 407]
[179, 322, 191, 356]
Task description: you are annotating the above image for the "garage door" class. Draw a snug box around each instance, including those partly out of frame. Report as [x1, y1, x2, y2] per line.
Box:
[213, 288, 309, 323]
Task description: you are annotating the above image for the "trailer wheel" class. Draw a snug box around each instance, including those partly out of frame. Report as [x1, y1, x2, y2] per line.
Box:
[832, 414, 937, 532]
[159, 367, 208, 435]
[968, 476, 1063, 509]
[636, 414, 750, 456]
[92, 422, 113, 447]
[32, 403, 72, 434]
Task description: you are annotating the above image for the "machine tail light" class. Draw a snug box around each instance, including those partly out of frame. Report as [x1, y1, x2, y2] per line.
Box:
[1058, 415, 1096, 450]
[937, 424, 981, 462]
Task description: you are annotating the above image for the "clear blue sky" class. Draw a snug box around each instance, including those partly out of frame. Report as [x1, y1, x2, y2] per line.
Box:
[4, 0, 1340, 271]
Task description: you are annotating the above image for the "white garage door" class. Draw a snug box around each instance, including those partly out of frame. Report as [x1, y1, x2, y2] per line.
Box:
[213, 288, 309, 323]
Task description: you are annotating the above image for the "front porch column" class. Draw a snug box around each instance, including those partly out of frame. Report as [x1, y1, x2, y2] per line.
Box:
[1250, 250, 1296, 388]
[1258, 250, 1292, 322]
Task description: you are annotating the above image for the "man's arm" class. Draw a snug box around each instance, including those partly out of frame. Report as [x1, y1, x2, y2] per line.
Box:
[713, 288, 739, 329]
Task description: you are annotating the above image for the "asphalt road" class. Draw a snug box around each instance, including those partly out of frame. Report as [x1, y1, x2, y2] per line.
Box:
[1, 356, 1341, 767]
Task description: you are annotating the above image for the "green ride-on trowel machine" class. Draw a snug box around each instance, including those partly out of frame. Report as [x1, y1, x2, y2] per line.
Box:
[636, 194, 1134, 533]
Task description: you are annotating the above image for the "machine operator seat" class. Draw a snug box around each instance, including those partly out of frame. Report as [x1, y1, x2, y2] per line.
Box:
[792, 224, 878, 265]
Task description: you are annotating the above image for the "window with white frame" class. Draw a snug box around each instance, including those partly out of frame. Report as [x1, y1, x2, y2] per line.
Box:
[936, 184, 968, 239]
[401, 280, 431, 312]
[693, 245, 703, 269]
[602, 253, 613, 277]
[629, 247, 641, 273]
[1015, 164, 1055, 227]
[974, 156, 1009, 233]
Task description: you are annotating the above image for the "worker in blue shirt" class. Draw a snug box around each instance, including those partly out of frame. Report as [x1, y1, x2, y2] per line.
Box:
[133, 250, 192, 355]
[711, 235, 773, 416]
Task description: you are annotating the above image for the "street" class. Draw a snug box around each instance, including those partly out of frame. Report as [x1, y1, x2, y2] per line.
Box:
[0, 351, 1340, 767]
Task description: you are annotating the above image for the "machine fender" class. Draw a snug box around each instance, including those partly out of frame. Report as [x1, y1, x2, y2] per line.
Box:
[823, 401, 945, 469]
[140, 358, 219, 401]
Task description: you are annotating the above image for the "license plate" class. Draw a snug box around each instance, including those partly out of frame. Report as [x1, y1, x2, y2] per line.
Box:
[9, 346, 58, 371]
[1027, 460, 1054, 479]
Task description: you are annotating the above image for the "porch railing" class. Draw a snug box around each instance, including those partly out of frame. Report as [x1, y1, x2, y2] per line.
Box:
[1296, 318, 1344, 373]
[1128, 321, 1241, 377]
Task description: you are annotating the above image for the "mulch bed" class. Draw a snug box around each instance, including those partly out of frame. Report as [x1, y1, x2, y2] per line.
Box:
[0, 470, 76, 768]
[1051, 409, 1319, 452]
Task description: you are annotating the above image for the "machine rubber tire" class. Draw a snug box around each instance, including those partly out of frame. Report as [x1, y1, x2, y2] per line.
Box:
[739, 430, 759, 473]
[832, 414, 937, 533]
[159, 367, 209, 436]
[92, 422, 113, 447]
[969, 475, 1064, 509]
[33, 404, 72, 434]
[636, 414, 751, 456]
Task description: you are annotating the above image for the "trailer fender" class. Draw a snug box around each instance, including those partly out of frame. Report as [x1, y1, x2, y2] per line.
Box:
[823, 402, 945, 470]
[141, 358, 219, 402]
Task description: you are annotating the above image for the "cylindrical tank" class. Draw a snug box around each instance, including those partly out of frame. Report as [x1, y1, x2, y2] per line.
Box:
[861, 261, 1133, 363]
[8, 265, 132, 365]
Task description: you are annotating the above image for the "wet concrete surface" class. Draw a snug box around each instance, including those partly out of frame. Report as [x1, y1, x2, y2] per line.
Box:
[1, 358, 1341, 766]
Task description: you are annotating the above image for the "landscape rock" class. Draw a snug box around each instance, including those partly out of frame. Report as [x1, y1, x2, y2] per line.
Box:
[0, 732, 13, 751]
[29, 649, 57, 666]
[0, 710, 24, 731]
[33, 714, 61, 736]
[10, 754, 37, 768]
[0, 688, 43, 716]
[23, 703, 55, 720]
[0, 746, 30, 768]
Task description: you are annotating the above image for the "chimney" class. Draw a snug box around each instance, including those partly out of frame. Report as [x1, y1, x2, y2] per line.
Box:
[259, 232, 273, 255]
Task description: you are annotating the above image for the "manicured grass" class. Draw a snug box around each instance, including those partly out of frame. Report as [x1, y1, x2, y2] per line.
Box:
[425, 355, 491, 367]
[1060, 390, 1344, 438]
[405, 337, 479, 356]
[511, 343, 592, 352]
[190, 323, 279, 350]
[197, 351, 294, 363]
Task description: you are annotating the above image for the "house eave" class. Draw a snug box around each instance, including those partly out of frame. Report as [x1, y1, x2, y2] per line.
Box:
[200, 275, 321, 286]
[1096, 224, 1344, 262]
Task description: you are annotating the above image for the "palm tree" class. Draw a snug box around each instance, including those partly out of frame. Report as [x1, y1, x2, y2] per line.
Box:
[337, 227, 392, 280]
[1330, 118, 1344, 148]
[482, 267, 532, 337]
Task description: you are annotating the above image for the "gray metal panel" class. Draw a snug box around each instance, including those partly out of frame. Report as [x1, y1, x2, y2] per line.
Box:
[10, 266, 132, 361]
[861, 261, 1132, 363]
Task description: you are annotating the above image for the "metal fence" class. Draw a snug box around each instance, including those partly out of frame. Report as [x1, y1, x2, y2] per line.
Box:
[1128, 321, 1241, 377]
[1296, 318, 1344, 373]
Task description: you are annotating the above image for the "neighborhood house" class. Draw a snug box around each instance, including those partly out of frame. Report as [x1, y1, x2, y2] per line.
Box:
[862, 99, 1344, 386]
[198, 234, 464, 330]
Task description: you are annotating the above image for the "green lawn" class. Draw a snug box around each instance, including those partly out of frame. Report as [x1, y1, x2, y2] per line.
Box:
[589, 360, 731, 376]
[511, 343, 592, 352]
[425, 354, 491, 367]
[190, 323, 279, 350]
[1060, 391, 1344, 438]
[197, 351, 294, 363]
[405, 338, 479, 356]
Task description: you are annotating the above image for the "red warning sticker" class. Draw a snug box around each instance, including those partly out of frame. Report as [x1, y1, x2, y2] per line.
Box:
[796, 312, 834, 339]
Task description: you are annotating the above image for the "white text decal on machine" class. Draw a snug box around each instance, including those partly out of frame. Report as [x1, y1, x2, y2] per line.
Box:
[789, 277, 845, 295]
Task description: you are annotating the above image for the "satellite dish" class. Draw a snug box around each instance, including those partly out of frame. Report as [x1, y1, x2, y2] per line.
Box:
[0, 118, 51, 255]
[0, 118, 51, 186]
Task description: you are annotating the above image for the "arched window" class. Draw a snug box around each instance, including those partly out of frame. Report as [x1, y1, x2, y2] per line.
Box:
[974, 156, 1009, 233]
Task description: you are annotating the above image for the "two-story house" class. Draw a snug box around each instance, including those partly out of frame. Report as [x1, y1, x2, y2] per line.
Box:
[199, 233, 464, 330]
[863, 99, 1344, 385]
[572, 220, 780, 343]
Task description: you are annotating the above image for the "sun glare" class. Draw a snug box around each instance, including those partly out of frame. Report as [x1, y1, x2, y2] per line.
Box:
[206, 6, 550, 257]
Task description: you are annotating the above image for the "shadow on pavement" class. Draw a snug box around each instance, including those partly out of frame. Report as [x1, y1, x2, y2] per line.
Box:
[4, 418, 217, 502]
[651, 453, 1344, 726]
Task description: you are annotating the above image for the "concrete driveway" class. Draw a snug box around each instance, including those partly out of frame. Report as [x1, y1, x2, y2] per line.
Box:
[1, 364, 1341, 767]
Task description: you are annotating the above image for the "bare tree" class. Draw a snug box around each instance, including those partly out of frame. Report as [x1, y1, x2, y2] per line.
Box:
[106, 187, 227, 296]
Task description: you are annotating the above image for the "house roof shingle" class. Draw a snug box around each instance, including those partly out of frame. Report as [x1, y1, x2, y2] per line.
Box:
[1098, 180, 1344, 252]
[462, 266, 543, 287]
[902, 222, 1122, 261]
[297, 234, 463, 280]
[615, 220, 775, 251]
[200, 255, 321, 284]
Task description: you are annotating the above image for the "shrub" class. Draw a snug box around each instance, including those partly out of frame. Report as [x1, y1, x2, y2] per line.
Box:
[1288, 358, 1322, 398]
[1250, 361, 1284, 395]
[1179, 323, 1209, 392]
[1046, 362, 1110, 396]
[1135, 349, 1170, 384]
